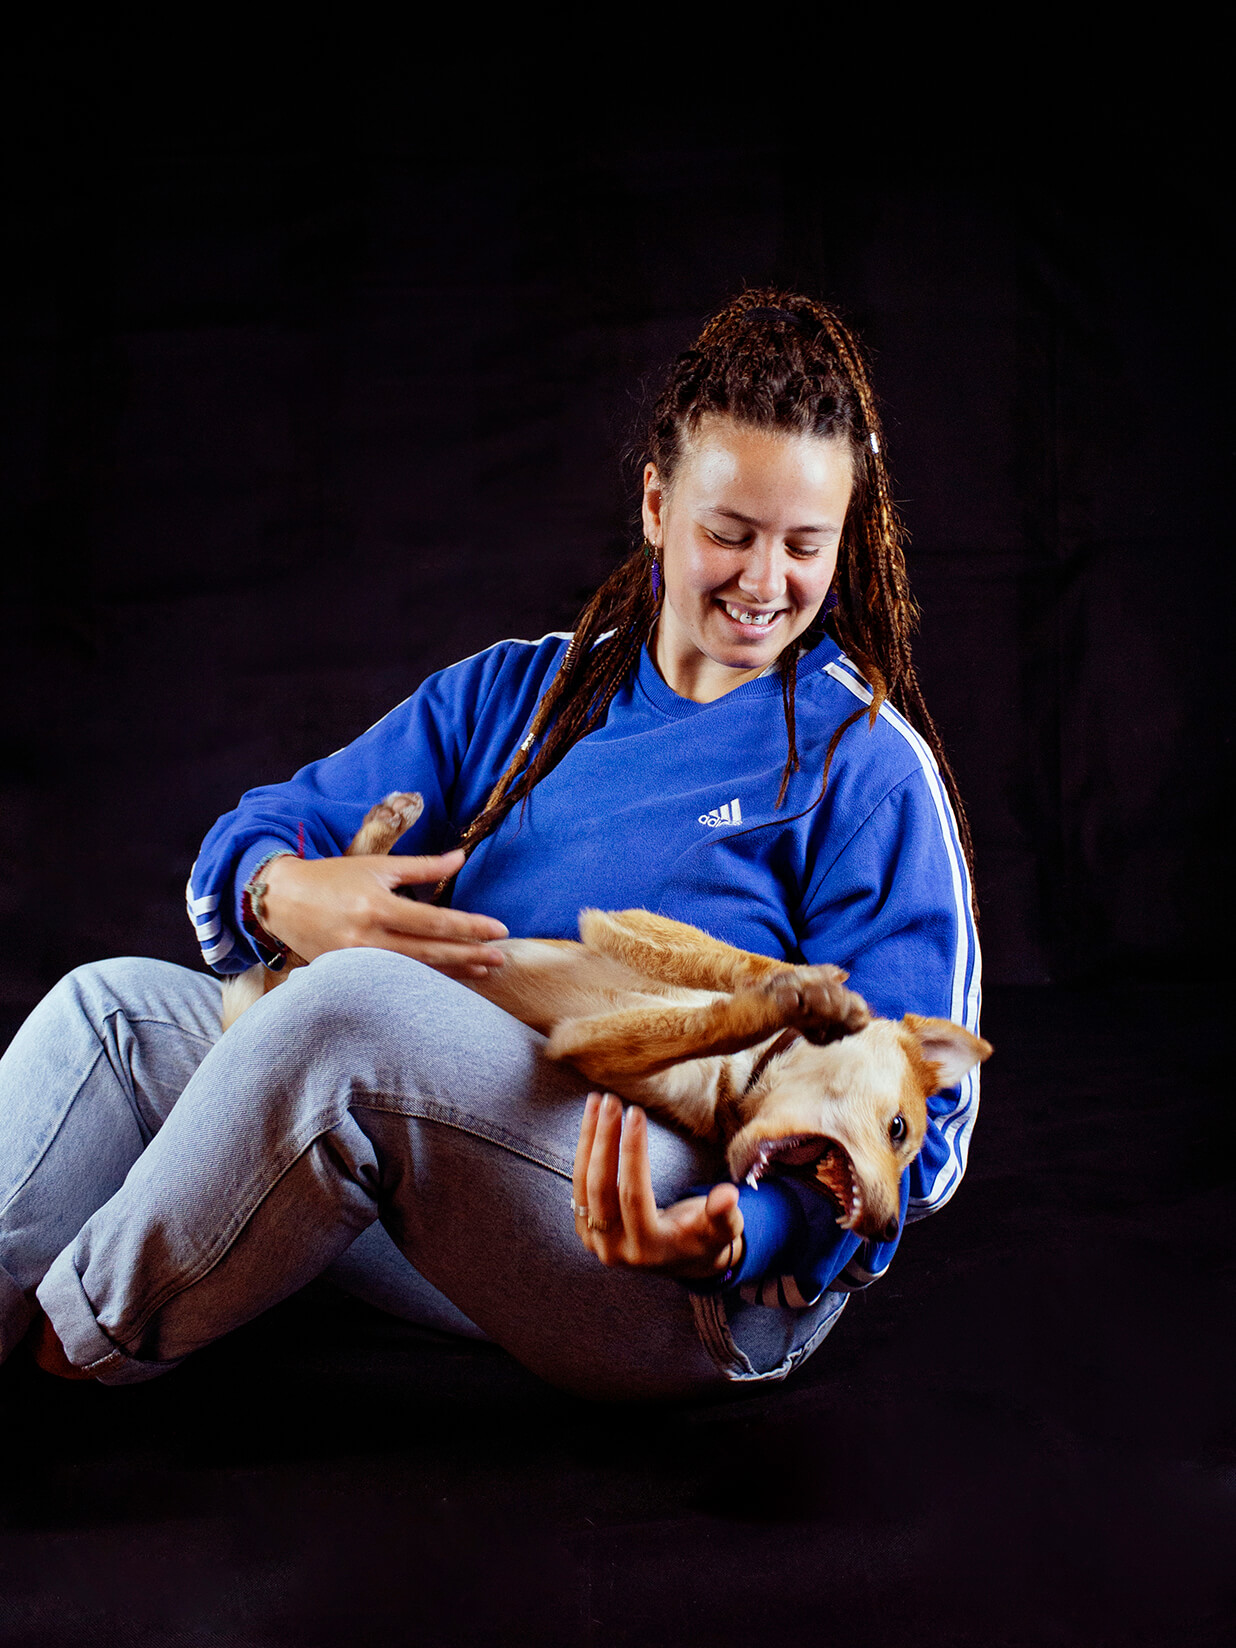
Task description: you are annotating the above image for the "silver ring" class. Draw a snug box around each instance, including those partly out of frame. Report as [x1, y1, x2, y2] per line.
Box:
[570, 1198, 589, 1220]
[586, 1213, 615, 1233]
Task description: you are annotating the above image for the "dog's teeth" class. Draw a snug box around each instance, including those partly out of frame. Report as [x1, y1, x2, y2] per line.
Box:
[746, 1169, 759, 1188]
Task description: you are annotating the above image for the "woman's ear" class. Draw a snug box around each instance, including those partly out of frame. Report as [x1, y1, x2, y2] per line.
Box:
[641, 462, 664, 546]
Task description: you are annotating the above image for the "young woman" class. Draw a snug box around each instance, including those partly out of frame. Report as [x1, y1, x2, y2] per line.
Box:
[0, 291, 981, 1400]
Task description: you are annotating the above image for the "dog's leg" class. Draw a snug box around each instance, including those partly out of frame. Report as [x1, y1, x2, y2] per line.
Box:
[346, 792, 424, 857]
[578, 908, 805, 993]
[547, 966, 869, 1081]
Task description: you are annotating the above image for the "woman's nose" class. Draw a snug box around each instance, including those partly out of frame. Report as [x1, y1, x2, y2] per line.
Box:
[738, 544, 787, 604]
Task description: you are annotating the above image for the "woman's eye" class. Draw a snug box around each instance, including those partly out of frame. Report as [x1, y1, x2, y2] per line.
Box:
[708, 531, 746, 548]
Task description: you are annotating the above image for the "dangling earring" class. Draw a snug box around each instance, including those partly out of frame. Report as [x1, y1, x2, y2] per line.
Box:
[805, 585, 839, 645]
[643, 540, 663, 602]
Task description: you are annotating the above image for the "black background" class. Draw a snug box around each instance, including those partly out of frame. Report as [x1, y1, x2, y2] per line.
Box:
[0, 23, 1231, 1648]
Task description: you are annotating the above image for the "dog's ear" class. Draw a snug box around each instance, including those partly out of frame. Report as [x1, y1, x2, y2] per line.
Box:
[902, 1014, 992, 1090]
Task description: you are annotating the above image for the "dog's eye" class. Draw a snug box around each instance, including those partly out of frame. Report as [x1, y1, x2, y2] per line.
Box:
[889, 1114, 907, 1144]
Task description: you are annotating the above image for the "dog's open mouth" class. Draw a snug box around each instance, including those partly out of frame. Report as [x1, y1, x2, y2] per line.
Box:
[736, 1135, 862, 1229]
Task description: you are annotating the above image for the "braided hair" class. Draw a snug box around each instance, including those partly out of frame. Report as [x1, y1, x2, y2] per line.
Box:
[441, 289, 975, 902]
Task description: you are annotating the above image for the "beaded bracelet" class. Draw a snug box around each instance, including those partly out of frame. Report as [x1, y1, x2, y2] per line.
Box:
[717, 1235, 741, 1288]
[689, 1234, 743, 1294]
[240, 850, 297, 971]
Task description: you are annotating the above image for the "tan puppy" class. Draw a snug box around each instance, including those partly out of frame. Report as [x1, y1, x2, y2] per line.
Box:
[222, 792, 991, 1243]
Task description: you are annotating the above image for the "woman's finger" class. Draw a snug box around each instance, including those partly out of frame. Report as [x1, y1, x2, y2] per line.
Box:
[376, 889, 509, 946]
[382, 848, 465, 887]
[571, 1093, 602, 1242]
[378, 936, 509, 971]
[701, 1184, 743, 1266]
[617, 1106, 661, 1247]
[584, 1093, 624, 1242]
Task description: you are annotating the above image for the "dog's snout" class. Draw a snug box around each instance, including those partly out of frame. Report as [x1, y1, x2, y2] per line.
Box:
[880, 1214, 900, 1243]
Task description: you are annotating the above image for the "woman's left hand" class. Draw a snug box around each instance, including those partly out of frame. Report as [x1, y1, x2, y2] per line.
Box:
[571, 1093, 744, 1281]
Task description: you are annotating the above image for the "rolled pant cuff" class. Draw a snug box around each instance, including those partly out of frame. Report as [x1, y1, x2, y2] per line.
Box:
[36, 1248, 185, 1385]
[0, 1261, 35, 1362]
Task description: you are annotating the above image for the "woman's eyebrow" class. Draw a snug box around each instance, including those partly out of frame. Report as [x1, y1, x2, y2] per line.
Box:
[704, 506, 837, 533]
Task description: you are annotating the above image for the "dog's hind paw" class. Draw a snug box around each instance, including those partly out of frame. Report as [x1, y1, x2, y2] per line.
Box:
[347, 792, 425, 857]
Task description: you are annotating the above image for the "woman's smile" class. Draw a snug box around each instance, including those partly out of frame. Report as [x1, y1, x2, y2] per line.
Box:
[642, 415, 853, 703]
[719, 600, 784, 629]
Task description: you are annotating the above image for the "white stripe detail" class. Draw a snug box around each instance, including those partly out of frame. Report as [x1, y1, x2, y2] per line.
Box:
[777, 1273, 821, 1309]
[841, 1255, 891, 1289]
[185, 864, 217, 916]
[201, 932, 236, 965]
[193, 916, 222, 942]
[823, 657, 981, 1220]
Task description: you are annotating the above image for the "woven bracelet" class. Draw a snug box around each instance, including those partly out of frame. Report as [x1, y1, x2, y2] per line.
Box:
[240, 850, 297, 971]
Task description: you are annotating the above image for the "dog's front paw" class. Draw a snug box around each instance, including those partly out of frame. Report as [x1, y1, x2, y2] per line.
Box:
[762, 965, 870, 1043]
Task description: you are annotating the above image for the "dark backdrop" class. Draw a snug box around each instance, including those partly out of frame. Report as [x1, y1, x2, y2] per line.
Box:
[0, 30, 1232, 1648]
[1, 41, 1229, 1017]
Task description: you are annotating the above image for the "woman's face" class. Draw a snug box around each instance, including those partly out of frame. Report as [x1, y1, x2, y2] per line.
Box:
[642, 414, 853, 703]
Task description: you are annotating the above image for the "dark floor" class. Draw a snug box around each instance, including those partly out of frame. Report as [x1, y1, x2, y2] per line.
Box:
[1, 984, 1231, 1648]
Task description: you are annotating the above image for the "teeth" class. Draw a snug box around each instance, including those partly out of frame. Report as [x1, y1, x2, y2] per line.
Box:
[745, 1148, 772, 1188]
[724, 603, 780, 627]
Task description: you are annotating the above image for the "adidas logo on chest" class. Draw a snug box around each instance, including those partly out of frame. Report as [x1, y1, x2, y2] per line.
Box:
[698, 797, 743, 828]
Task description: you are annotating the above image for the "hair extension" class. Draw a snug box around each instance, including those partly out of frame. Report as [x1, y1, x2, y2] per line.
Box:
[439, 289, 976, 911]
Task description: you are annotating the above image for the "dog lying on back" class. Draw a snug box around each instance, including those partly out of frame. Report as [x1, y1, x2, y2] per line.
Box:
[222, 792, 991, 1243]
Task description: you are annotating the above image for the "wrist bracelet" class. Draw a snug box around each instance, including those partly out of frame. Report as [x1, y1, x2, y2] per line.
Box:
[241, 850, 296, 971]
[689, 1234, 742, 1294]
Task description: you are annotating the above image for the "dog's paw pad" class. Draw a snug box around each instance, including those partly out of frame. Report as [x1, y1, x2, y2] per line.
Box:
[377, 792, 424, 827]
[783, 967, 870, 1039]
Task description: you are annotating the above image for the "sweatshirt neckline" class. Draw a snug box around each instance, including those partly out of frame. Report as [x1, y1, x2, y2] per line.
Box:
[634, 632, 843, 718]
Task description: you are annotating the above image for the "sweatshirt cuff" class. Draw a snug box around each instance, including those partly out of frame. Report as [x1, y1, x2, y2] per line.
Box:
[680, 1176, 808, 1295]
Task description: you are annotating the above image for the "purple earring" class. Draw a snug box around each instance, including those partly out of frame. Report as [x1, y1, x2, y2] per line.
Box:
[643, 540, 662, 601]
[822, 589, 838, 616]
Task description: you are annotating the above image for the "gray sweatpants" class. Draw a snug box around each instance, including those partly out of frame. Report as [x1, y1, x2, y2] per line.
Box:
[0, 951, 847, 1398]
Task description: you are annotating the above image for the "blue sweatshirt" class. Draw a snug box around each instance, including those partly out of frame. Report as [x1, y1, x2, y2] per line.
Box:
[186, 631, 981, 1307]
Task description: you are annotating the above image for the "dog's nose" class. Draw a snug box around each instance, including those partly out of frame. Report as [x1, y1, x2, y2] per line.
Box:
[881, 1215, 900, 1242]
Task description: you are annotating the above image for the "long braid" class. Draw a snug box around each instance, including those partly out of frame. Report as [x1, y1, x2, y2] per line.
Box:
[808, 305, 976, 890]
[438, 288, 977, 915]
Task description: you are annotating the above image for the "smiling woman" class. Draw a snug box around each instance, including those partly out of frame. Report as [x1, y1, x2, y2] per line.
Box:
[1, 290, 982, 1401]
[645, 417, 852, 701]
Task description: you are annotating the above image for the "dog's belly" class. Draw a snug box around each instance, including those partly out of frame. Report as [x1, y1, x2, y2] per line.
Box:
[462, 938, 717, 1036]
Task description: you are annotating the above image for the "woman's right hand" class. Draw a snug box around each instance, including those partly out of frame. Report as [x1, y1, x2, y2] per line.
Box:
[572, 1093, 745, 1280]
[260, 849, 509, 979]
